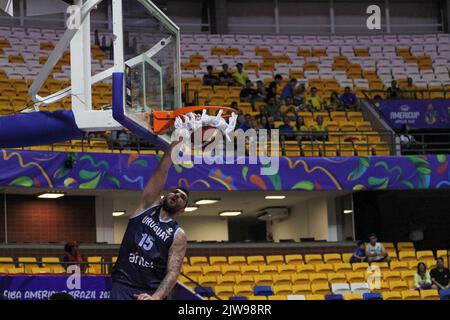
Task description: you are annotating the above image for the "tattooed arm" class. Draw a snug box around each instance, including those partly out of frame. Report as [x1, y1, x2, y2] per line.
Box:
[135, 229, 187, 300]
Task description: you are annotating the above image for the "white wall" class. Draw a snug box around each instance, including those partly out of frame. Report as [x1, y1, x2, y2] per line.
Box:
[176, 216, 229, 241]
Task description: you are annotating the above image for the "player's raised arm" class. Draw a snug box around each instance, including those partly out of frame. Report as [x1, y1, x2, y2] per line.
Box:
[135, 139, 182, 214]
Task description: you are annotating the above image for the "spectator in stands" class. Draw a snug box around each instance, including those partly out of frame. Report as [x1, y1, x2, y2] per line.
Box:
[230, 101, 239, 111]
[386, 80, 402, 99]
[340, 87, 358, 110]
[233, 63, 249, 86]
[294, 82, 307, 104]
[261, 98, 282, 119]
[279, 116, 295, 140]
[202, 65, 219, 86]
[280, 78, 298, 104]
[365, 234, 391, 263]
[312, 115, 327, 141]
[306, 87, 324, 111]
[240, 80, 257, 103]
[255, 80, 267, 101]
[236, 109, 245, 127]
[257, 114, 274, 131]
[218, 64, 235, 86]
[399, 124, 417, 153]
[280, 96, 297, 118]
[239, 114, 255, 131]
[329, 91, 342, 111]
[49, 292, 75, 300]
[294, 116, 310, 142]
[350, 240, 367, 263]
[266, 74, 282, 102]
[402, 77, 418, 99]
[431, 258, 450, 291]
[63, 240, 87, 273]
[414, 262, 432, 290]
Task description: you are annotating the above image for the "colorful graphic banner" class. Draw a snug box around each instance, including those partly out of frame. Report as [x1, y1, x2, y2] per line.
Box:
[0, 149, 449, 191]
[378, 99, 450, 129]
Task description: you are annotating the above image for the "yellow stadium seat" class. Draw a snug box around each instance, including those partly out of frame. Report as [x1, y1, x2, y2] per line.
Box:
[0, 268, 7, 274]
[285, 254, 303, 265]
[304, 254, 323, 265]
[209, 256, 228, 266]
[248, 295, 267, 300]
[216, 276, 236, 286]
[267, 295, 286, 300]
[344, 293, 363, 300]
[259, 265, 278, 275]
[247, 256, 266, 266]
[273, 285, 292, 296]
[309, 273, 328, 285]
[240, 265, 260, 276]
[215, 286, 234, 299]
[399, 251, 417, 262]
[198, 276, 217, 288]
[190, 256, 209, 266]
[387, 250, 398, 262]
[8, 268, 22, 274]
[371, 280, 389, 293]
[292, 284, 312, 295]
[389, 280, 409, 291]
[352, 262, 369, 272]
[382, 291, 402, 300]
[87, 256, 103, 274]
[202, 266, 222, 277]
[397, 242, 415, 251]
[221, 265, 241, 276]
[400, 270, 416, 282]
[305, 294, 325, 300]
[323, 253, 342, 264]
[18, 257, 39, 273]
[31, 267, 51, 274]
[346, 272, 366, 283]
[0, 257, 15, 269]
[272, 274, 292, 286]
[408, 261, 419, 270]
[371, 262, 389, 272]
[183, 266, 203, 277]
[266, 255, 285, 266]
[383, 271, 402, 282]
[401, 290, 420, 300]
[390, 261, 409, 271]
[277, 265, 296, 275]
[342, 253, 353, 263]
[235, 275, 254, 286]
[311, 283, 330, 295]
[333, 263, 352, 273]
[296, 264, 315, 274]
[183, 257, 189, 265]
[327, 273, 347, 284]
[254, 275, 273, 286]
[416, 251, 434, 262]
[291, 274, 310, 286]
[228, 256, 247, 266]
[330, 111, 347, 123]
[233, 285, 253, 296]
[420, 289, 440, 300]
[315, 264, 334, 273]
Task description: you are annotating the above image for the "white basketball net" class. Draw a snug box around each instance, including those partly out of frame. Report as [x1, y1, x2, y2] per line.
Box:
[172, 109, 238, 144]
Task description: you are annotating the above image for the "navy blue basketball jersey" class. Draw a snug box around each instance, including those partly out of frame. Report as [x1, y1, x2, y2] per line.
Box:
[112, 204, 181, 291]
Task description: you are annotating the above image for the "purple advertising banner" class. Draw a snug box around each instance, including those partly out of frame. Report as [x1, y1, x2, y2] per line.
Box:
[379, 99, 450, 129]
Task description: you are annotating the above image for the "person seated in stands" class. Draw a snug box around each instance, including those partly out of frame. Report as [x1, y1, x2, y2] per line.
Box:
[386, 80, 402, 99]
[63, 240, 87, 273]
[261, 98, 282, 119]
[240, 80, 257, 103]
[239, 114, 255, 131]
[328, 91, 342, 111]
[280, 78, 298, 104]
[280, 96, 297, 118]
[256, 114, 274, 131]
[233, 63, 249, 86]
[202, 65, 219, 86]
[414, 262, 433, 290]
[306, 87, 324, 111]
[340, 87, 358, 110]
[312, 115, 328, 141]
[350, 240, 367, 263]
[294, 116, 310, 142]
[266, 74, 282, 102]
[279, 116, 295, 141]
[236, 109, 245, 127]
[255, 80, 267, 101]
[218, 64, 235, 86]
[230, 101, 239, 111]
[431, 257, 450, 291]
[402, 77, 418, 99]
[365, 234, 391, 263]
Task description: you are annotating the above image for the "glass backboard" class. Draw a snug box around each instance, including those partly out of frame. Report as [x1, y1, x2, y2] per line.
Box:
[117, 0, 181, 145]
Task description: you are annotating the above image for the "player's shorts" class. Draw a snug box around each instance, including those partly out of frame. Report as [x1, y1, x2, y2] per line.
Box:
[110, 281, 156, 300]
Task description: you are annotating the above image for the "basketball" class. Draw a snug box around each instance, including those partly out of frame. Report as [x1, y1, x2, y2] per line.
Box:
[191, 125, 219, 149]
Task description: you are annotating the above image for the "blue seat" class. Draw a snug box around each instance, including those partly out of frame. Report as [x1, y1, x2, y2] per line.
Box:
[440, 289, 450, 300]
[253, 285, 273, 296]
[229, 296, 248, 300]
[325, 294, 343, 300]
[363, 292, 382, 300]
[195, 286, 214, 298]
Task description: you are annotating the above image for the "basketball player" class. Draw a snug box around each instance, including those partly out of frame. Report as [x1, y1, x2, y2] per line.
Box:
[111, 139, 188, 300]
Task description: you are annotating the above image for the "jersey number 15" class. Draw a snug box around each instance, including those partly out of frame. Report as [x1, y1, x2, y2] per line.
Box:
[138, 233, 154, 251]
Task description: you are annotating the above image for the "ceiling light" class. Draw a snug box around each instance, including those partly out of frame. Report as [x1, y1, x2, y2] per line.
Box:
[195, 199, 219, 205]
[37, 192, 65, 199]
[113, 210, 126, 217]
[265, 195, 286, 200]
[344, 209, 353, 214]
[219, 211, 242, 217]
[184, 206, 199, 212]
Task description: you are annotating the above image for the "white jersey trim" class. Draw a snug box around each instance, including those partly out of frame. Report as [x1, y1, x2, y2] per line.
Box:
[129, 203, 160, 220]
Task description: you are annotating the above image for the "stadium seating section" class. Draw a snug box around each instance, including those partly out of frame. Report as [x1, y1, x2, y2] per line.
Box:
[0, 243, 449, 300]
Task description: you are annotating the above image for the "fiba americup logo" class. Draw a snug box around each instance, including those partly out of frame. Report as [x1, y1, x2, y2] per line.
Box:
[390, 105, 420, 123]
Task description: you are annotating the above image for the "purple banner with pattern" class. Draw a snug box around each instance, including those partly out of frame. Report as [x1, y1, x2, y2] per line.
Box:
[0, 149, 449, 190]
[378, 99, 450, 129]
